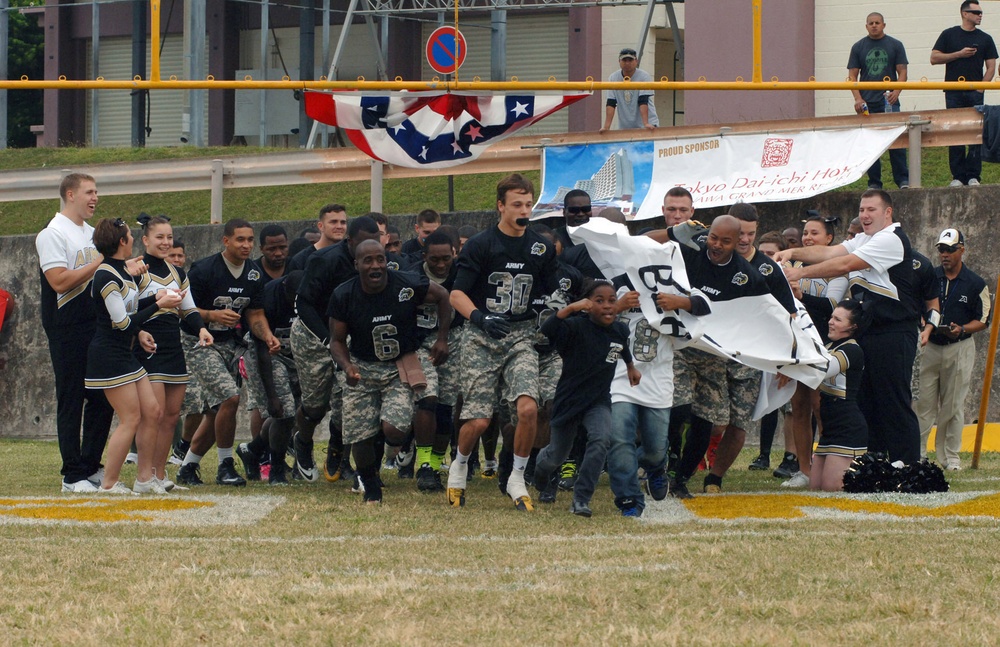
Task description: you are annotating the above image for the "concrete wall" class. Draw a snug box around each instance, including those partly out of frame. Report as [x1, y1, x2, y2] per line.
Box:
[3, 194, 999, 440]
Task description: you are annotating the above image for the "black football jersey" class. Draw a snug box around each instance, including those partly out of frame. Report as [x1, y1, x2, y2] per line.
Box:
[678, 243, 771, 304]
[186, 253, 265, 343]
[327, 270, 430, 362]
[747, 249, 796, 314]
[262, 275, 297, 357]
[296, 240, 358, 342]
[452, 226, 560, 323]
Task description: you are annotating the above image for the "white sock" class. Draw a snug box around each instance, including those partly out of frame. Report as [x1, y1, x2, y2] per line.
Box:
[218, 447, 233, 462]
[182, 451, 203, 467]
[512, 454, 529, 474]
[447, 449, 470, 488]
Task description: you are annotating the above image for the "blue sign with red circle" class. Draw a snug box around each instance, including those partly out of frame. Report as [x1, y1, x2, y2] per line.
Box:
[426, 26, 468, 75]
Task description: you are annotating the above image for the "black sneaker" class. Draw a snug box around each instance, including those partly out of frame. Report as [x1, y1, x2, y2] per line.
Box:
[236, 443, 261, 481]
[362, 474, 383, 504]
[293, 433, 319, 482]
[324, 446, 343, 482]
[773, 452, 798, 479]
[748, 454, 770, 471]
[645, 467, 668, 501]
[668, 477, 693, 499]
[558, 461, 578, 491]
[416, 464, 444, 492]
[268, 462, 290, 486]
[176, 462, 204, 486]
[498, 450, 514, 496]
[537, 472, 559, 504]
[171, 439, 190, 466]
[617, 496, 641, 518]
[216, 457, 247, 487]
[468, 457, 480, 481]
[570, 500, 593, 518]
[397, 453, 415, 479]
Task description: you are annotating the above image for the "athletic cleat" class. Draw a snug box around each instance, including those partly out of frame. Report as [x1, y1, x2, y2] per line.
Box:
[98, 481, 136, 495]
[62, 478, 99, 494]
[748, 454, 771, 471]
[537, 472, 559, 504]
[133, 477, 168, 494]
[350, 474, 365, 494]
[781, 471, 810, 488]
[668, 477, 693, 499]
[558, 461, 578, 491]
[362, 476, 383, 504]
[176, 463, 204, 486]
[570, 500, 592, 517]
[645, 468, 668, 501]
[773, 452, 798, 479]
[447, 487, 466, 507]
[236, 443, 262, 481]
[171, 439, 190, 466]
[216, 458, 247, 487]
[498, 451, 513, 495]
[467, 458, 480, 481]
[417, 464, 444, 492]
[397, 458, 415, 480]
[338, 462, 357, 483]
[293, 433, 319, 482]
[513, 495, 534, 512]
[481, 459, 498, 479]
[323, 448, 343, 482]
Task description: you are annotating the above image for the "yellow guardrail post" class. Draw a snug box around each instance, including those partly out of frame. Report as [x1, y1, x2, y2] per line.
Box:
[150, 0, 161, 82]
[752, 0, 762, 84]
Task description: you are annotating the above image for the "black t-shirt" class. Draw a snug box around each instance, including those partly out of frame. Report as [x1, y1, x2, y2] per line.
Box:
[553, 225, 576, 250]
[408, 259, 461, 335]
[677, 244, 772, 305]
[931, 263, 989, 345]
[532, 261, 586, 354]
[453, 226, 560, 322]
[296, 240, 358, 342]
[747, 248, 797, 314]
[400, 238, 423, 257]
[187, 253, 265, 343]
[847, 34, 909, 103]
[262, 275, 298, 356]
[327, 270, 430, 362]
[541, 313, 632, 427]
[561, 242, 604, 280]
[255, 256, 289, 285]
[933, 26, 999, 83]
[286, 245, 318, 272]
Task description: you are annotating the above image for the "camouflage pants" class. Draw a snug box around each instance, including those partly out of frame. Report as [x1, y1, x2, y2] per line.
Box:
[182, 335, 243, 409]
[458, 320, 539, 420]
[179, 363, 209, 416]
[341, 349, 437, 444]
[672, 346, 695, 408]
[243, 342, 300, 421]
[290, 319, 343, 424]
[725, 361, 761, 431]
[684, 348, 730, 426]
[420, 326, 462, 407]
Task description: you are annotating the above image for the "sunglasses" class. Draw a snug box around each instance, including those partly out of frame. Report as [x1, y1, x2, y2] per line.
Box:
[937, 244, 961, 253]
[966, 9, 983, 15]
[566, 205, 592, 215]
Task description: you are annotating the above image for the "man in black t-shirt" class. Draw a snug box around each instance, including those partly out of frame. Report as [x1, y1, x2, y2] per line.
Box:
[256, 224, 289, 283]
[290, 216, 381, 483]
[445, 173, 561, 511]
[932, 1, 998, 185]
[552, 189, 592, 251]
[848, 12, 910, 189]
[328, 240, 451, 503]
[177, 219, 279, 487]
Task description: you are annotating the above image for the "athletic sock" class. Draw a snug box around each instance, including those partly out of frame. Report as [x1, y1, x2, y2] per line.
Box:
[447, 449, 470, 488]
[217, 447, 233, 463]
[507, 454, 530, 499]
[430, 449, 446, 471]
[416, 445, 432, 468]
[182, 451, 203, 467]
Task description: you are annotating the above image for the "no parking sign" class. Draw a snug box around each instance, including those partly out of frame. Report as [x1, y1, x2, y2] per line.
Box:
[426, 26, 467, 75]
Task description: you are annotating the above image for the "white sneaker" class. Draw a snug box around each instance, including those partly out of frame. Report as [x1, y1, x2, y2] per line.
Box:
[781, 471, 810, 488]
[350, 474, 366, 494]
[62, 479, 99, 494]
[949, 179, 964, 187]
[968, 178, 981, 186]
[168, 455, 184, 466]
[133, 478, 168, 494]
[125, 452, 139, 465]
[947, 464, 962, 471]
[98, 482, 136, 495]
[87, 468, 105, 487]
[155, 475, 177, 492]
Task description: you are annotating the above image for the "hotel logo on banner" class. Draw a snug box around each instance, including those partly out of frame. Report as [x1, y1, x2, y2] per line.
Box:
[632, 126, 905, 218]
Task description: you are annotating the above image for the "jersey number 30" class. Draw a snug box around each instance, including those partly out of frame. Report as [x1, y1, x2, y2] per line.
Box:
[486, 272, 532, 315]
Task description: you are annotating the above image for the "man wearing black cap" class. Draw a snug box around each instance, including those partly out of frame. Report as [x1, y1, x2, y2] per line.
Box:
[601, 48, 659, 132]
[916, 228, 991, 470]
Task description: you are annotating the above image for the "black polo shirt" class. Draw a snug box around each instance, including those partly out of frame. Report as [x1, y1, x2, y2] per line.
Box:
[929, 263, 990, 345]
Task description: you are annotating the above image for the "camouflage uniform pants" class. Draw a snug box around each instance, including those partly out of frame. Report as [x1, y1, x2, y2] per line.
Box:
[182, 335, 243, 409]
[725, 361, 762, 431]
[684, 348, 730, 426]
[290, 319, 342, 425]
[458, 320, 539, 420]
[420, 326, 462, 407]
[243, 341, 300, 421]
[672, 346, 695, 409]
[341, 349, 437, 444]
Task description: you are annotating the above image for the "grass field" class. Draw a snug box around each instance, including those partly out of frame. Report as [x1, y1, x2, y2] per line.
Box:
[3, 439, 1000, 645]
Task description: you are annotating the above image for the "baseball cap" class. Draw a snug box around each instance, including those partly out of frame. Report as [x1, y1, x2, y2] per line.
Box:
[937, 228, 965, 247]
[619, 48, 637, 60]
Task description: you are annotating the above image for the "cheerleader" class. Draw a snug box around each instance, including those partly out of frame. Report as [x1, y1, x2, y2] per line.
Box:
[135, 214, 214, 490]
[812, 299, 868, 491]
[86, 218, 182, 494]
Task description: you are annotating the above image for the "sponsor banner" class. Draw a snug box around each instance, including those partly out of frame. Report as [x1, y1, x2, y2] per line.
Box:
[536, 127, 904, 220]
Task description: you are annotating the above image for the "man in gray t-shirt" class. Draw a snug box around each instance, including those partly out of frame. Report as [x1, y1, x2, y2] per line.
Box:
[601, 48, 659, 131]
[848, 12, 909, 189]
